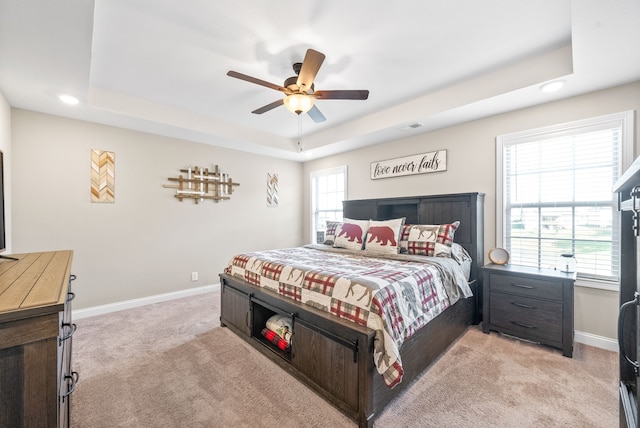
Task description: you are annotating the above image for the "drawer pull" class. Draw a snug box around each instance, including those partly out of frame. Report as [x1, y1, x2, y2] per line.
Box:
[66, 291, 76, 303]
[62, 371, 80, 398]
[510, 282, 534, 290]
[510, 301, 535, 309]
[510, 320, 537, 329]
[59, 323, 77, 345]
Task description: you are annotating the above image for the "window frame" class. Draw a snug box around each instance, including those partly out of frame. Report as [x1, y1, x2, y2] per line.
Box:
[496, 111, 634, 291]
[310, 165, 348, 244]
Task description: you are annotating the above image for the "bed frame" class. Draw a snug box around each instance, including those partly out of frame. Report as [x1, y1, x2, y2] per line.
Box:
[219, 192, 484, 427]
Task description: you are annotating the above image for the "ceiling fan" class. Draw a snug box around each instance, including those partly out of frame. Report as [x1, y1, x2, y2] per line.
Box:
[227, 49, 369, 123]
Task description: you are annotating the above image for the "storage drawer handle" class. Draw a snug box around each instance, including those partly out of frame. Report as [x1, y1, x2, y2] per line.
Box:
[510, 301, 535, 309]
[510, 320, 537, 329]
[59, 323, 77, 345]
[618, 293, 640, 375]
[510, 282, 534, 290]
[62, 371, 79, 398]
[66, 291, 76, 303]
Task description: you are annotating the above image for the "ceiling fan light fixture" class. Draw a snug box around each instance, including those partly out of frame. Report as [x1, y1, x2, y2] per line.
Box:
[284, 94, 314, 115]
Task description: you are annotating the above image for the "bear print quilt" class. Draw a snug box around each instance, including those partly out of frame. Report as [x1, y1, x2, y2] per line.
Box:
[224, 244, 472, 388]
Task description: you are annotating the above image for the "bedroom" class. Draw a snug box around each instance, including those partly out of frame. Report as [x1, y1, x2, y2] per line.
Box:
[0, 1, 639, 427]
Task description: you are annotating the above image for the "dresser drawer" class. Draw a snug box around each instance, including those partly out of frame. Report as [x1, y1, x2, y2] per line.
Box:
[489, 291, 562, 343]
[488, 272, 563, 300]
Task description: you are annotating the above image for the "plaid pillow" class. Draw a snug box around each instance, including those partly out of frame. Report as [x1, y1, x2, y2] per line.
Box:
[399, 224, 413, 253]
[323, 221, 342, 245]
[404, 221, 460, 257]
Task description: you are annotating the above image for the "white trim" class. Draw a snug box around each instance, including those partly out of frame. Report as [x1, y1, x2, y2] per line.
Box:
[73, 283, 619, 353]
[575, 277, 619, 292]
[73, 284, 220, 320]
[574, 330, 618, 353]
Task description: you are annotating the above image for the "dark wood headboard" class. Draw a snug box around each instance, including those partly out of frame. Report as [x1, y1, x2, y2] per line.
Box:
[343, 192, 485, 284]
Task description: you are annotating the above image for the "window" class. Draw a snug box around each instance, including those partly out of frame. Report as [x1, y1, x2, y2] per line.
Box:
[310, 166, 347, 243]
[497, 111, 633, 287]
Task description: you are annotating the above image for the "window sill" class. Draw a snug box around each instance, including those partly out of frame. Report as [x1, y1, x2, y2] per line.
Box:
[575, 277, 619, 292]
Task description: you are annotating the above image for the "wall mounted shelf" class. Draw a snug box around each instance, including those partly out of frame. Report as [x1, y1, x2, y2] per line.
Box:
[164, 165, 239, 204]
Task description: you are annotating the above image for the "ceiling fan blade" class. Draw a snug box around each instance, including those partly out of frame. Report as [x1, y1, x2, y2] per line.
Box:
[251, 99, 284, 114]
[227, 71, 288, 93]
[296, 49, 325, 92]
[314, 90, 369, 100]
[307, 105, 326, 123]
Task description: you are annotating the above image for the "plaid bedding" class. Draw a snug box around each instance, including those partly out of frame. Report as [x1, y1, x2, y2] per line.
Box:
[224, 244, 472, 388]
[261, 328, 291, 352]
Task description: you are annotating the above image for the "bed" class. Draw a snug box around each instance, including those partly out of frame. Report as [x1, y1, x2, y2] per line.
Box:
[219, 192, 484, 427]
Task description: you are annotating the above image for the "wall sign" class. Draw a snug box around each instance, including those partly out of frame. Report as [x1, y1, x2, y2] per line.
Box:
[370, 150, 446, 180]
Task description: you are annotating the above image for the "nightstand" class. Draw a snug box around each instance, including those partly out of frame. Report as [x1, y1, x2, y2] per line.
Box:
[482, 263, 576, 357]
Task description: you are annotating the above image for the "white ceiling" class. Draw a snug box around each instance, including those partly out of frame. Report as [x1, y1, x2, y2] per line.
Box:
[1, 0, 639, 161]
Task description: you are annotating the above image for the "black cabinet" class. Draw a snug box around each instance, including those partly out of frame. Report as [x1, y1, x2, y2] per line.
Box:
[482, 263, 575, 357]
[58, 273, 78, 428]
[614, 157, 640, 428]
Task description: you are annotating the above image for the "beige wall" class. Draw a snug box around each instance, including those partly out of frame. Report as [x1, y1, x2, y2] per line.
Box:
[303, 81, 640, 341]
[7, 82, 639, 340]
[11, 109, 303, 309]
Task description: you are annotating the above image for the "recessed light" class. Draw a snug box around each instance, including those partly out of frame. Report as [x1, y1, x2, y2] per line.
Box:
[539, 80, 565, 93]
[58, 94, 79, 105]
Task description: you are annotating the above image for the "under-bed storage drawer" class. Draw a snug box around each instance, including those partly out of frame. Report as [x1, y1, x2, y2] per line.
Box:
[250, 297, 293, 362]
[291, 321, 359, 412]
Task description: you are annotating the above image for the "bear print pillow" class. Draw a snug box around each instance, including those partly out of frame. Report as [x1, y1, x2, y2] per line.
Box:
[364, 218, 404, 255]
[333, 219, 370, 251]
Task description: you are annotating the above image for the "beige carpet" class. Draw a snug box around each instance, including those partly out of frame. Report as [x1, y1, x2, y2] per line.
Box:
[71, 290, 618, 427]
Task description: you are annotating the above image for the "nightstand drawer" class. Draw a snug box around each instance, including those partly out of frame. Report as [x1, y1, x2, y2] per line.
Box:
[488, 273, 563, 301]
[489, 292, 562, 342]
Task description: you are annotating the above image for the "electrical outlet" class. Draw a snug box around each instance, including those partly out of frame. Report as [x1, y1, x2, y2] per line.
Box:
[191, 272, 198, 281]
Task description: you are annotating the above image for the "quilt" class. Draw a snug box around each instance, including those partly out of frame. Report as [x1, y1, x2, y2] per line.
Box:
[224, 244, 473, 388]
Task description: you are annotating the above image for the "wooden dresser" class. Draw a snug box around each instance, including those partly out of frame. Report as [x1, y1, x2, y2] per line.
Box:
[0, 250, 76, 428]
[482, 263, 575, 357]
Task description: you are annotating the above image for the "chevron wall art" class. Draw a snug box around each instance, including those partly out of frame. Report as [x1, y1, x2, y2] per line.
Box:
[267, 173, 278, 207]
[90, 149, 115, 203]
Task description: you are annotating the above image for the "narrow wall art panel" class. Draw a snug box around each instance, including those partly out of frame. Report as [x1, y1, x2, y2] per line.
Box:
[267, 173, 278, 207]
[90, 149, 115, 203]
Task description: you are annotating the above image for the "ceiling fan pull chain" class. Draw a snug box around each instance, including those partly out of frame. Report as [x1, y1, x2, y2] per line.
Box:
[297, 115, 303, 152]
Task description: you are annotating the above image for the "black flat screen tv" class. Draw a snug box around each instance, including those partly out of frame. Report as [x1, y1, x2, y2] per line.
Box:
[0, 150, 6, 253]
[0, 150, 17, 260]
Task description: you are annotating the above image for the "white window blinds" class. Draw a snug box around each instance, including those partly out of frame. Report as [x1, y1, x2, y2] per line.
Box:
[498, 112, 633, 283]
[311, 166, 347, 243]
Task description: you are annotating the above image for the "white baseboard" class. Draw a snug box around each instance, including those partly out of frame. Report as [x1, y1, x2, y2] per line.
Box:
[74, 287, 621, 354]
[73, 283, 220, 320]
[574, 330, 618, 353]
